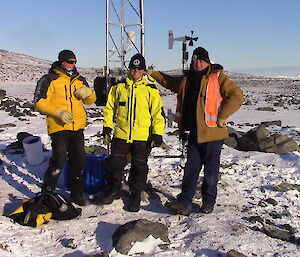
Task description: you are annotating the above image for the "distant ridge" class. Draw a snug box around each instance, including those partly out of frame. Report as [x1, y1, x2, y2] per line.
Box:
[232, 66, 300, 78]
[0, 49, 102, 84]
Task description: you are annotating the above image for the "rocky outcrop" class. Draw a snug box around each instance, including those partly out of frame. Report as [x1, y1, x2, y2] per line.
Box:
[225, 124, 299, 154]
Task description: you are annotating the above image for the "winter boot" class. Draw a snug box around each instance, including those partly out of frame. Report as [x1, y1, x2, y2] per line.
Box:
[165, 201, 190, 216]
[70, 193, 87, 206]
[199, 203, 214, 214]
[99, 190, 120, 205]
[127, 192, 141, 212]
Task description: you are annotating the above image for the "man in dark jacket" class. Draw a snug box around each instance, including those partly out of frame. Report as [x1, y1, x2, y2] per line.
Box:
[34, 50, 96, 206]
[148, 47, 243, 215]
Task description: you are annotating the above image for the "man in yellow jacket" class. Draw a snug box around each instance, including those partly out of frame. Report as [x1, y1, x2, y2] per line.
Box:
[149, 47, 244, 215]
[34, 50, 96, 206]
[101, 53, 165, 212]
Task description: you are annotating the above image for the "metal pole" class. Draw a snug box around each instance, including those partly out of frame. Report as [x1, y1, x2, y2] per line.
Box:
[120, 0, 125, 76]
[140, 0, 145, 56]
[106, 0, 109, 77]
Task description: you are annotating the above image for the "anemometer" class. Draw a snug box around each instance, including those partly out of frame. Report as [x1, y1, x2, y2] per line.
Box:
[168, 30, 198, 72]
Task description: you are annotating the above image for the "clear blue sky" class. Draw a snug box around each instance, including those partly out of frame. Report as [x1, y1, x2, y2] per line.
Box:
[1, 0, 299, 71]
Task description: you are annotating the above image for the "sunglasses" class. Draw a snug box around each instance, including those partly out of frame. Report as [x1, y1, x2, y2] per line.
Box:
[131, 67, 144, 71]
[65, 60, 77, 64]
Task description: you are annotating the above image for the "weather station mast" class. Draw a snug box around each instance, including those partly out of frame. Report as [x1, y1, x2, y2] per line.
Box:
[168, 30, 198, 73]
[95, 0, 145, 106]
[105, 0, 145, 77]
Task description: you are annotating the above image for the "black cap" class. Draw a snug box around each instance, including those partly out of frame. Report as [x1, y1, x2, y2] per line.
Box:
[58, 50, 76, 62]
[129, 53, 146, 70]
[192, 47, 210, 63]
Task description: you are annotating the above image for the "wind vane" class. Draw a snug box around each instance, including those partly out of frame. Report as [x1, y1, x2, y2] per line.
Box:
[168, 30, 198, 71]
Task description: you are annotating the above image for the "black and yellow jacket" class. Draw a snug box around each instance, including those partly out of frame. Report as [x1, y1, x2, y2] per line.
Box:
[103, 73, 165, 143]
[34, 62, 96, 134]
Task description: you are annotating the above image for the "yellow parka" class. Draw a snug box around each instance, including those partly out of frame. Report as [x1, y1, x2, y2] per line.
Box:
[103, 74, 165, 143]
[34, 62, 96, 135]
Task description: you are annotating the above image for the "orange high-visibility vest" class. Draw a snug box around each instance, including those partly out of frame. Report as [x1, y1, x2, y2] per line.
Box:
[205, 72, 222, 127]
[175, 72, 223, 127]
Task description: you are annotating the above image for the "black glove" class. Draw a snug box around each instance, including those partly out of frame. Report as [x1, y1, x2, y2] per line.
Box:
[179, 131, 189, 141]
[150, 134, 163, 147]
[102, 127, 113, 145]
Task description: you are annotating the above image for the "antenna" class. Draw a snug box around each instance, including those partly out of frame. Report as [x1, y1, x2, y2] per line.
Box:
[94, 0, 145, 106]
[106, 0, 145, 78]
[168, 30, 198, 71]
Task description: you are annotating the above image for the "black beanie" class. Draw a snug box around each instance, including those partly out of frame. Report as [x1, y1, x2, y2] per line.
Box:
[192, 47, 210, 63]
[129, 53, 146, 70]
[58, 50, 76, 62]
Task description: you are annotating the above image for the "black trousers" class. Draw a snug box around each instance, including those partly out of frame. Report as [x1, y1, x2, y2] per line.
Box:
[42, 129, 85, 195]
[104, 138, 151, 195]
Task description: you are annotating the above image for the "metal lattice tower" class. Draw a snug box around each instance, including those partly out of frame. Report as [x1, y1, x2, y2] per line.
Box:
[105, 0, 145, 78]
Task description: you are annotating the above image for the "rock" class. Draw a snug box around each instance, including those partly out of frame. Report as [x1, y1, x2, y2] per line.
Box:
[258, 200, 268, 207]
[248, 216, 264, 224]
[274, 134, 288, 144]
[168, 129, 180, 136]
[237, 125, 299, 154]
[274, 99, 285, 107]
[85, 252, 109, 257]
[261, 120, 282, 127]
[269, 211, 283, 219]
[112, 219, 169, 255]
[61, 238, 77, 249]
[265, 198, 278, 206]
[262, 223, 295, 242]
[273, 182, 300, 192]
[226, 250, 248, 257]
[281, 224, 297, 234]
[21, 102, 34, 109]
[0, 89, 6, 100]
[0, 123, 17, 128]
[276, 139, 300, 154]
[224, 127, 241, 149]
[255, 125, 271, 142]
[257, 107, 276, 112]
[244, 99, 252, 105]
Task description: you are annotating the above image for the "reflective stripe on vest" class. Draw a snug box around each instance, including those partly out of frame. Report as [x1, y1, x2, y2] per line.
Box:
[205, 72, 222, 127]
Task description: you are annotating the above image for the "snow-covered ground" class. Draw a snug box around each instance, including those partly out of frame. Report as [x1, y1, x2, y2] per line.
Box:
[0, 54, 300, 256]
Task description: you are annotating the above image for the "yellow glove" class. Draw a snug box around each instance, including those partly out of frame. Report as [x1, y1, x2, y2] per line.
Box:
[55, 110, 73, 124]
[217, 118, 227, 128]
[74, 87, 93, 100]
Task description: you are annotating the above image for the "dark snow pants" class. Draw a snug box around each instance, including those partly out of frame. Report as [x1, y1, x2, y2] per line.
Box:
[177, 132, 223, 210]
[104, 138, 151, 195]
[42, 129, 85, 195]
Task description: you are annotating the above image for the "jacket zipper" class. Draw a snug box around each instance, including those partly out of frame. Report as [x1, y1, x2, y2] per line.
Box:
[69, 78, 74, 130]
[126, 96, 130, 121]
[133, 96, 137, 127]
[64, 85, 67, 100]
[128, 83, 135, 141]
